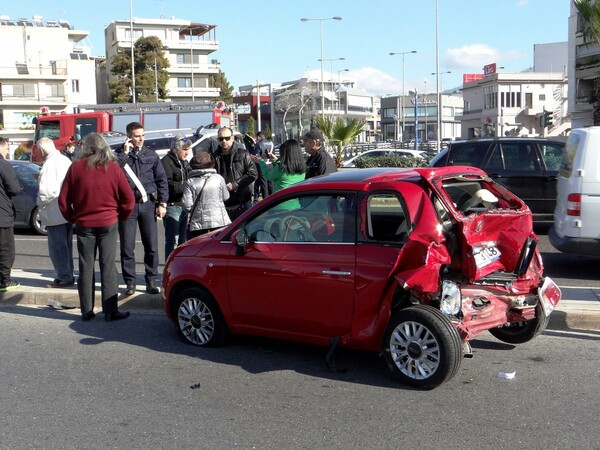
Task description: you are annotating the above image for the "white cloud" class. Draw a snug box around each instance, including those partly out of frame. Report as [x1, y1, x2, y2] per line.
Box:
[445, 44, 527, 71]
[305, 67, 402, 97]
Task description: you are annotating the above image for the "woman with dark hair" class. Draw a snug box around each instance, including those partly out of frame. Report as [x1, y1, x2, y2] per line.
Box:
[58, 133, 135, 322]
[182, 151, 231, 238]
[250, 139, 306, 193]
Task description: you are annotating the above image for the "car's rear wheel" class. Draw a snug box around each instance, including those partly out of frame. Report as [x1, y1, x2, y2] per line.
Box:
[382, 305, 462, 389]
[31, 207, 47, 235]
[173, 288, 226, 347]
[489, 303, 548, 344]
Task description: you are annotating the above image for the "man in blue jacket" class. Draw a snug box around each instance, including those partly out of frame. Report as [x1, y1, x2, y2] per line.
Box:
[115, 122, 169, 295]
[0, 138, 22, 292]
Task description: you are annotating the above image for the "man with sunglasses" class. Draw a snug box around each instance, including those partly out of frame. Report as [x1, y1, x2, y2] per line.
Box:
[212, 127, 257, 220]
[303, 129, 337, 179]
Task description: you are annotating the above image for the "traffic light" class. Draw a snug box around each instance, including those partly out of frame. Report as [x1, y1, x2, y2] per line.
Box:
[540, 110, 553, 128]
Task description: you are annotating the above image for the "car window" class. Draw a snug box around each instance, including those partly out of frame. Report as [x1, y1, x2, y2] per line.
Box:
[447, 143, 487, 166]
[486, 145, 503, 170]
[11, 163, 40, 187]
[540, 143, 564, 171]
[499, 143, 536, 171]
[362, 193, 409, 243]
[245, 193, 355, 243]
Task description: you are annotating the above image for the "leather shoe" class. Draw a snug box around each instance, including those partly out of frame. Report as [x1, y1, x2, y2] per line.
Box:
[105, 311, 130, 322]
[47, 278, 76, 288]
[124, 284, 136, 296]
[82, 311, 96, 321]
[146, 280, 159, 295]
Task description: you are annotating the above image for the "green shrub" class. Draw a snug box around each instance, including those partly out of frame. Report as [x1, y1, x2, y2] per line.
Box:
[355, 155, 427, 168]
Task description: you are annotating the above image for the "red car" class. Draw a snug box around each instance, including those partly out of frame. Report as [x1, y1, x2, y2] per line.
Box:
[162, 167, 561, 389]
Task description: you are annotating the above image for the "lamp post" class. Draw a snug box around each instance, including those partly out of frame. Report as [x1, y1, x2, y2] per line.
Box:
[129, 0, 136, 103]
[154, 50, 159, 102]
[389, 50, 417, 142]
[301, 16, 343, 116]
[318, 57, 345, 95]
[337, 68, 349, 114]
[431, 70, 451, 147]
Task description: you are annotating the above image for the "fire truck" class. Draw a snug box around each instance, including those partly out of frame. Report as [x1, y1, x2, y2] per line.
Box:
[33, 101, 233, 154]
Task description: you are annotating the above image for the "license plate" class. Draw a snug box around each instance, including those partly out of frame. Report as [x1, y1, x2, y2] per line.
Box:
[474, 245, 501, 268]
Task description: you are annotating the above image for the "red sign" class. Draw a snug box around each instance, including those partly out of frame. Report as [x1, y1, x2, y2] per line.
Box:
[483, 63, 497, 75]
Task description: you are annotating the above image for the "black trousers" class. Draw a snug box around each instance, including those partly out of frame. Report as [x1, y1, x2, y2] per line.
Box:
[0, 227, 15, 284]
[118, 201, 159, 286]
[76, 224, 119, 314]
[253, 163, 272, 201]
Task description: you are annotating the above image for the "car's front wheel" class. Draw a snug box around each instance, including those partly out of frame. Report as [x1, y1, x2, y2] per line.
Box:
[489, 303, 548, 344]
[31, 207, 47, 235]
[382, 305, 462, 389]
[173, 288, 226, 347]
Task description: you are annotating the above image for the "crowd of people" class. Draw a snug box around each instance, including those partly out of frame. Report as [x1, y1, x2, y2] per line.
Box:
[0, 124, 337, 321]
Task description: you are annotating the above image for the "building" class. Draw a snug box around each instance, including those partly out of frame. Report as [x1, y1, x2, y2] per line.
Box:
[380, 91, 463, 144]
[459, 63, 569, 139]
[271, 77, 377, 144]
[233, 83, 279, 135]
[0, 15, 97, 149]
[103, 17, 221, 103]
[568, 4, 600, 129]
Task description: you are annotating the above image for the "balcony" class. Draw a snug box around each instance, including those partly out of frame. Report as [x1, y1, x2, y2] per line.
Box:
[0, 63, 68, 81]
[169, 86, 220, 99]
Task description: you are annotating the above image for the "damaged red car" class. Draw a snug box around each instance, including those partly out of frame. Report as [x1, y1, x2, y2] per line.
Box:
[162, 166, 561, 389]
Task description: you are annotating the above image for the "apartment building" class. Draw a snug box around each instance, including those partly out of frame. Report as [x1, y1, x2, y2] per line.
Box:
[103, 17, 221, 103]
[0, 15, 96, 145]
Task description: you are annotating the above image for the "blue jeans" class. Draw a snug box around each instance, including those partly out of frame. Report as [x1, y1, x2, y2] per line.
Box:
[164, 205, 188, 260]
[47, 223, 74, 282]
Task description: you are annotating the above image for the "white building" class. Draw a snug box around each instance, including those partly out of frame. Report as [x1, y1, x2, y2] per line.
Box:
[460, 70, 569, 139]
[103, 17, 221, 103]
[0, 15, 97, 146]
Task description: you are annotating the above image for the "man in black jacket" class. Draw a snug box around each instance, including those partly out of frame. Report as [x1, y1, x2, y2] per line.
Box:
[0, 138, 22, 292]
[115, 122, 169, 295]
[213, 127, 257, 220]
[161, 135, 191, 259]
[303, 129, 337, 179]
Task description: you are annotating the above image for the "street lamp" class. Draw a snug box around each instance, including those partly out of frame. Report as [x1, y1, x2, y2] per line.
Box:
[336, 68, 349, 114]
[318, 57, 345, 90]
[431, 70, 451, 146]
[129, 0, 136, 103]
[301, 16, 343, 116]
[389, 50, 417, 142]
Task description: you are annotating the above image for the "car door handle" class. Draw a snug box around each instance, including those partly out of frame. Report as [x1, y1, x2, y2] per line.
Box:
[322, 270, 352, 276]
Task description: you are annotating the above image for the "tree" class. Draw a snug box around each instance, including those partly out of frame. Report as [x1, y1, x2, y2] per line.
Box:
[108, 36, 170, 103]
[247, 116, 256, 138]
[264, 124, 272, 141]
[209, 59, 234, 104]
[274, 84, 317, 140]
[316, 116, 367, 167]
[574, 0, 600, 124]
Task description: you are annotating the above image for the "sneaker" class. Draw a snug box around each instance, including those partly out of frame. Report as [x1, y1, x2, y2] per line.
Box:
[0, 280, 20, 292]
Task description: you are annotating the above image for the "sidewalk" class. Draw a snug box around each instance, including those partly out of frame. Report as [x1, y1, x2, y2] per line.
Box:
[1, 269, 600, 331]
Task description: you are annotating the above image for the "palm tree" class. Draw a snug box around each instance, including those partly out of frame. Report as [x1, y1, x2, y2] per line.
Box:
[315, 116, 367, 167]
[574, 0, 600, 124]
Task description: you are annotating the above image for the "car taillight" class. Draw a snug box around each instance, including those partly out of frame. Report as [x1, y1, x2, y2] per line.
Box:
[567, 193, 581, 216]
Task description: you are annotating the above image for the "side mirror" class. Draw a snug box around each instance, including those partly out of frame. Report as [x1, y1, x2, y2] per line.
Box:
[231, 229, 248, 255]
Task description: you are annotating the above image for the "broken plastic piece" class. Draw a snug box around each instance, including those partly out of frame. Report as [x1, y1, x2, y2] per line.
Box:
[498, 371, 516, 380]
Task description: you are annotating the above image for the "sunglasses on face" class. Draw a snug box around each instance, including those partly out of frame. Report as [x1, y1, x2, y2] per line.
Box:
[178, 137, 191, 144]
[218, 136, 233, 142]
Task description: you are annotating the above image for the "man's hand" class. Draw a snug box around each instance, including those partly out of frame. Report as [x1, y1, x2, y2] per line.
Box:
[123, 138, 133, 154]
[156, 204, 166, 219]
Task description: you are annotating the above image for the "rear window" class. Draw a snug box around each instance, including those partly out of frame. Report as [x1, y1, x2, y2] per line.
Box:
[446, 142, 488, 167]
[560, 134, 580, 178]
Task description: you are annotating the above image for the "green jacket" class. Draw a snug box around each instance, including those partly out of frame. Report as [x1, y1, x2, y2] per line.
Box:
[259, 159, 305, 193]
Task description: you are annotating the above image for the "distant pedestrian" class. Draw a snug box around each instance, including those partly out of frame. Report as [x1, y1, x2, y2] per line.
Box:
[63, 142, 78, 162]
[212, 127, 257, 220]
[161, 135, 192, 259]
[252, 131, 273, 202]
[303, 129, 337, 179]
[36, 137, 75, 288]
[0, 137, 22, 292]
[250, 139, 306, 193]
[183, 152, 231, 238]
[58, 133, 135, 322]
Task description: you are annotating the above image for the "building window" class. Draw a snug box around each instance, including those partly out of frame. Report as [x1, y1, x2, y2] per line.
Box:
[177, 77, 192, 88]
[176, 53, 199, 65]
[50, 83, 65, 97]
[484, 86, 497, 110]
[8, 83, 35, 97]
[525, 92, 532, 108]
[72, 80, 80, 93]
[539, 94, 546, 101]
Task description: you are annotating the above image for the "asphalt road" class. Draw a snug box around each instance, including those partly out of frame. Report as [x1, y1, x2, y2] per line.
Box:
[0, 306, 599, 448]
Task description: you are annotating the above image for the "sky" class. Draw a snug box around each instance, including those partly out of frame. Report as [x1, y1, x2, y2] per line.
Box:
[1, 0, 571, 97]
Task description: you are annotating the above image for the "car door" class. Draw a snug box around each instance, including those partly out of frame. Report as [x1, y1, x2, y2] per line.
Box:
[226, 192, 357, 337]
[537, 142, 564, 218]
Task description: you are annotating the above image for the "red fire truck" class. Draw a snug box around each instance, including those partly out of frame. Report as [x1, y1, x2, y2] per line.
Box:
[33, 101, 232, 155]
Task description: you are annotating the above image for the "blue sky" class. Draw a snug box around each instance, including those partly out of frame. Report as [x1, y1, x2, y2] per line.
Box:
[2, 0, 571, 96]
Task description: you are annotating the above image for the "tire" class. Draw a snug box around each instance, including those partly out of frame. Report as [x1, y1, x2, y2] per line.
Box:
[31, 207, 47, 235]
[489, 303, 548, 344]
[382, 305, 462, 389]
[173, 288, 227, 347]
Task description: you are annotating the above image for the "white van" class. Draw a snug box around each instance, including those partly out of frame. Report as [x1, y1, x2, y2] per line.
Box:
[549, 126, 600, 256]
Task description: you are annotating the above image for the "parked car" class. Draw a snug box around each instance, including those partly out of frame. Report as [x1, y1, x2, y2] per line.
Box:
[10, 160, 46, 235]
[101, 128, 197, 159]
[161, 166, 560, 389]
[550, 127, 600, 256]
[430, 138, 566, 223]
[343, 149, 425, 168]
